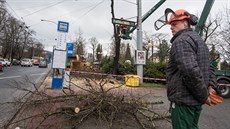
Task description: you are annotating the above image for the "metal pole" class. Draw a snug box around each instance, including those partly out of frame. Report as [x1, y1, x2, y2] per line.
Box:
[195, 0, 215, 36]
[137, 0, 143, 84]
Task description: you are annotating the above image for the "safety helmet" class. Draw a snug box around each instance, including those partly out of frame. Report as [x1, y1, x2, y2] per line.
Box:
[166, 9, 191, 24]
[154, 8, 198, 31]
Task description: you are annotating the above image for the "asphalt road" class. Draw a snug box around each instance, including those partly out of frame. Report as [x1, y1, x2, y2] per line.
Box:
[0, 64, 50, 127]
[200, 98, 230, 129]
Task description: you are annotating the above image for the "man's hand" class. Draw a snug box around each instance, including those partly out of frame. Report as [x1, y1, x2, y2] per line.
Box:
[205, 86, 223, 106]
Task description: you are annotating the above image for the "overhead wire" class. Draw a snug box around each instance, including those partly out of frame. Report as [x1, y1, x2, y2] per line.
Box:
[5, 1, 23, 21]
[77, 0, 106, 20]
[61, 0, 107, 36]
[48, 3, 97, 21]
[121, 0, 136, 5]
[21, 0, 66, 19]
[14, 2, 59, 11]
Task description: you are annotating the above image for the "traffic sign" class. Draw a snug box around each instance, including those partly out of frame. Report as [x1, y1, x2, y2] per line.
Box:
[112, 18, 136, 26]
[67, 43, 74, 57]
[57, 21, 69, 33]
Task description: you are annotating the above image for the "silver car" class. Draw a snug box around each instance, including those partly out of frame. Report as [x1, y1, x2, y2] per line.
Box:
[21, 58, 33, 67]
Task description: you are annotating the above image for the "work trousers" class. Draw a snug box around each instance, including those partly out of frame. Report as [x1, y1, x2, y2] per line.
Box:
[171, 102, 202, 129]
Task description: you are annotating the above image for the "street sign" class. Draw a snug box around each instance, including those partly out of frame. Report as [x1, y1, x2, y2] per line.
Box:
[57, 21, 69, 33]
[67, 42, 74, 57]
[135, 50, 146, 65]
[52, 49, 67, 69]
[112, 18, 136, 26]
[56, 32, 67, 50]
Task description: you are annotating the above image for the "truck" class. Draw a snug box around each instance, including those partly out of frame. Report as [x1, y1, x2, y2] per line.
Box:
[216, 69, 230, 98]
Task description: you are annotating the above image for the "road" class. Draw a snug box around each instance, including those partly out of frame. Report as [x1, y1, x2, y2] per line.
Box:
[200, 98, 230, 129]
[0, 65, 50, 127]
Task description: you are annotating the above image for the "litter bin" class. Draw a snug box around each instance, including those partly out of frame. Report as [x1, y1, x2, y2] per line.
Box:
[125, 75, 139, 86]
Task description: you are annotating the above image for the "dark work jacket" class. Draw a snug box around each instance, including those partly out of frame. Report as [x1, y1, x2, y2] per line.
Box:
[166, 28, 209, 106]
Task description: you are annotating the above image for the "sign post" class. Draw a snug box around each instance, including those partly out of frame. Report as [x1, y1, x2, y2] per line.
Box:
[51, 21, 69, 89]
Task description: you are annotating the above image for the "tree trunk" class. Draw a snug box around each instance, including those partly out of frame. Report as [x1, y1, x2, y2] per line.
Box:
[111, 0, 121, 75]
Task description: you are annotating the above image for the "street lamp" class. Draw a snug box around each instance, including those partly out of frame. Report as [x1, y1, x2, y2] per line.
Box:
[41, 19, 58, 53]
[41, 19, 57, 25]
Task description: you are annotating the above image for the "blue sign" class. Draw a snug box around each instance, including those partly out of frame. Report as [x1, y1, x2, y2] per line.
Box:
[57, 21, 69, 33]
[67, 43, 74, 57]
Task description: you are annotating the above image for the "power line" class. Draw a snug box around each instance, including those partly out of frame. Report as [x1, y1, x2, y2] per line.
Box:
[121, 0, 136, 5]
[48, 4, 96, 21]
[78, 0, 106, 19]
[14, 2, 58, 11]
[21, 0, 66, 18]
[5, 1, 22, 20]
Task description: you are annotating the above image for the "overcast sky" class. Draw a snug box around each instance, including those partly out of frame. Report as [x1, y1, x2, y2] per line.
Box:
[5, 0, 230, 54]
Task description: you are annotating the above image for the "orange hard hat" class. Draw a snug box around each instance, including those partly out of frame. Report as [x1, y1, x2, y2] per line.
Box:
[166, 9, 191, 24]
[154, 8, 197, 31]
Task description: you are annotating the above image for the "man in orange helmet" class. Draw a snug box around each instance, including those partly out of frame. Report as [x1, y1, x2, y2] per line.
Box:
[165, 8, 210, 129]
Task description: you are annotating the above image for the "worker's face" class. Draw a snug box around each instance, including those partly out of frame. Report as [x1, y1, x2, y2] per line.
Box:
[170, 20, 187, 36]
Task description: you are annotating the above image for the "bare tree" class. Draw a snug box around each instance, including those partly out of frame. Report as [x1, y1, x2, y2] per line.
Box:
[74, 28, 86, 60]
[89, 37, 98, 62]
[143, 31, 151, 61]
[96, 43, 103, 62]
[218, 8, 230, 61]
[203, 14, 222, 43]
[143, 32, 169, 62]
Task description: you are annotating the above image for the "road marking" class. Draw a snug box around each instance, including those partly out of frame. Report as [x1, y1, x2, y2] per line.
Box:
[0, 73, 4, 76]
[0, 76, 21, 80]
[30, 73, 47, 76]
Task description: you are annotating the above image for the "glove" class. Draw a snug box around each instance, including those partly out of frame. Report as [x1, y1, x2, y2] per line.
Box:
[205, 86, 223, 106]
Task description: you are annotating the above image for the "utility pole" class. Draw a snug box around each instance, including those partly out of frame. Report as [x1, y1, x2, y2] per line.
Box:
[137, 0, 143, 83]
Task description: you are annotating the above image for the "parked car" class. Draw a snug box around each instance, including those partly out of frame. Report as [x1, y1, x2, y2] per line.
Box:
[21, 58, 33, 67]
[4, 59, 11, 66]
[38, 61, 47, 68]
[12, 59, 20, 65]
[0, 62, 3, 72]
[0, 58, 11, 66]
[0, 58, 6, 66]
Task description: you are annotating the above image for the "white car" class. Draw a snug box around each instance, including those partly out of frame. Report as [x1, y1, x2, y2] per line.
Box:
[4, 59, 11, 66]
[0, 58, 10, 66]
[21, 58, 33, 67]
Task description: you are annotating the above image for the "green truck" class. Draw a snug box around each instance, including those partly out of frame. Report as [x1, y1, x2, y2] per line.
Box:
[216, 70, 230, 98]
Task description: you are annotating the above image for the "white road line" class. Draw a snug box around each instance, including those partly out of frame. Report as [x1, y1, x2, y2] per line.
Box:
[30, 73, 47, 76]
[0, 76, 21, 80]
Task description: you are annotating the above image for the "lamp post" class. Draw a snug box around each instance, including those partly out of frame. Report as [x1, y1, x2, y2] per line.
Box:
[137, 0, 143, 84]
[41, 19, 58, 25]
[40, 19, 58, 72]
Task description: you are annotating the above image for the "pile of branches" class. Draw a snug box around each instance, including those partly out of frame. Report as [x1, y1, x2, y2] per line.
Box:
[4, 75, 170, 129]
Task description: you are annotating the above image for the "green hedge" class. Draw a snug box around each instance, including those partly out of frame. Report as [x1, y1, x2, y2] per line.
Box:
[100, 58, 167, 82]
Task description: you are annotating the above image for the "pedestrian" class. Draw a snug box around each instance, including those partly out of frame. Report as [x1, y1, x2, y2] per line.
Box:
[165, 8, 210, 129]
